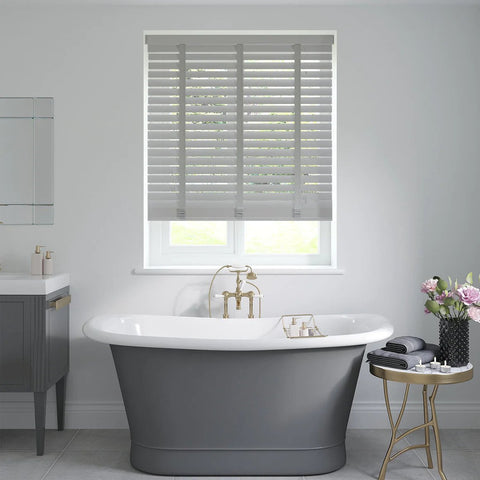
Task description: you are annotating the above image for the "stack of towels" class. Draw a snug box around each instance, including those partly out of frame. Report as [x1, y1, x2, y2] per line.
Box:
[367, 336, 440, 370]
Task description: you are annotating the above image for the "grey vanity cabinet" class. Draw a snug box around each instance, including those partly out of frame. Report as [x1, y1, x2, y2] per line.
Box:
[0, 287, 70, 455]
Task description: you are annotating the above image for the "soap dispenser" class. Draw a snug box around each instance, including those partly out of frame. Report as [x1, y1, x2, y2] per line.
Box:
[43, 251, 54, 275]
[31, 245, 45, 275]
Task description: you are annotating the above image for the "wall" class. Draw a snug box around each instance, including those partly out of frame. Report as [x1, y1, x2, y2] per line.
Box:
[0, 4, 479, 429]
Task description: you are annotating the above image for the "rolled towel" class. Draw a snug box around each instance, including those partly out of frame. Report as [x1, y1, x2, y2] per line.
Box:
[385, 336, 426, 354]
[367, 347, 438, 370]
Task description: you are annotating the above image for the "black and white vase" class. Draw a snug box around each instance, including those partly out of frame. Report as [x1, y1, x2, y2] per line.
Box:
[439, 318, 470, 367]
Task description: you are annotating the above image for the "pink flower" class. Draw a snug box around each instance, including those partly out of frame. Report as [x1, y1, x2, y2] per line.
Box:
[435, 291, 452, 304]
[421, 278, 438, 293]
[456, 285, 480, 305]
[424, 308, 431, 314]
[467, 306, 480, 323]
[435, 293, 446, 304]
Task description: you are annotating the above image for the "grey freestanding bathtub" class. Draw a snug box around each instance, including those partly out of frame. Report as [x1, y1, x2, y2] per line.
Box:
[83, 314, 392, 476]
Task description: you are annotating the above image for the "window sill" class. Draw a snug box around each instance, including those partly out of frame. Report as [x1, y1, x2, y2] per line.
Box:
[133, 266, 345, 276]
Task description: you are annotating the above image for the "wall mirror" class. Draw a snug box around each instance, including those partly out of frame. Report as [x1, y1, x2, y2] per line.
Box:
[0, 97, 54, 225]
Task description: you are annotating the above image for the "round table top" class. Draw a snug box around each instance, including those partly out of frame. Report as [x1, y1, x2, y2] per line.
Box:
[369, 363, 474, 385]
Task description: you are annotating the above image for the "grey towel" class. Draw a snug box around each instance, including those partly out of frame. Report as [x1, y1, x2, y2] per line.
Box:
[367, 348, 438, 370]
[385, 336, 426, 354]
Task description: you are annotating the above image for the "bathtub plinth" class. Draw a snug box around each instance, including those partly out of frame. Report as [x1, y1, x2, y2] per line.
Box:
[131, 443, 346, 476]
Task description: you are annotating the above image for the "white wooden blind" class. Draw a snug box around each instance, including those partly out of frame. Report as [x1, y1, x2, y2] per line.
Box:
[146, 34, 334, 220]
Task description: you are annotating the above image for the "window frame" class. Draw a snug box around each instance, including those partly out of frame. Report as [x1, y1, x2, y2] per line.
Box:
[147, 220, 333, 267]
[143, 30, 337, 271]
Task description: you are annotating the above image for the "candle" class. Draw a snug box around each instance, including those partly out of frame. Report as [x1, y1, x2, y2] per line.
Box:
[415, 359, 426, 373]
[430, 357, 440, 370]
[440, 360, 451, 373]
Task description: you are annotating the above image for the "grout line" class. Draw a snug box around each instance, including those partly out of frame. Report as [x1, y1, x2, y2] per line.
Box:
[40, 429, 80, 480]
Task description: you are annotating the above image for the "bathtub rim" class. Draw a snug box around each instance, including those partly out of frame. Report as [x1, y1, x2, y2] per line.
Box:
[83, 313, 393, 351]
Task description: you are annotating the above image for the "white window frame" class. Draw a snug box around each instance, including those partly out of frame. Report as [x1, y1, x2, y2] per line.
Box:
[142, 30, 338, 273]
[147, 220, 334, 268]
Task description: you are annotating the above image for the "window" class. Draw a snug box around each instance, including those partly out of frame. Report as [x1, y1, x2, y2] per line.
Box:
[144, 31, 336, 268]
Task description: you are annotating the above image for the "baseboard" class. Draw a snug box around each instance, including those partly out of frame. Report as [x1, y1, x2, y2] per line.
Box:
[349, 401, 480, 429]
[0, 401, 479, 429]
[0, 401, 128, 429]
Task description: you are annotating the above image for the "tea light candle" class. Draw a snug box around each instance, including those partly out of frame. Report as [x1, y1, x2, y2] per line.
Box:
[440, 360, 451, 373]
[430, 357, 440, 370]
[415, 359, 426, 373]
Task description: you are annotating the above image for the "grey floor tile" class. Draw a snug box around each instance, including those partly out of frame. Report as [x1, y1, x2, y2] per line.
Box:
[44, 451, 173, 479]
[67, 429, 131, 451]
[438, 450, 480, 480]
[176, 478, 301, 480]
[177, 478, 301, 480]
[0, 451, 58, 480]
[0, 429, 77, 453]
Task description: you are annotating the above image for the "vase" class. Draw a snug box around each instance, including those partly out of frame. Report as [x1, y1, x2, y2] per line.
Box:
[438, 318, 470, 367]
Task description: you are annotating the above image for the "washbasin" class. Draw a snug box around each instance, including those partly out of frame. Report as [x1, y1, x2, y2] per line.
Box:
[0, 272, 70, 295]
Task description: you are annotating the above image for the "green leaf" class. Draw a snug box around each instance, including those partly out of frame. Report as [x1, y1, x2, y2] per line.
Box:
[439, 305, 448, 316]
[455, 279, 458, 290]
[466, 272, 473, 284]
[444, 297, 455, 307]
[448, 276, 452, 287]
[437, 278, 448, 291]
[425, 299, 441, 314]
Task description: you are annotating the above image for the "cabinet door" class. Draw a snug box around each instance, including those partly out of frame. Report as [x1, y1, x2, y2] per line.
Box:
[0, 298, 30, 390]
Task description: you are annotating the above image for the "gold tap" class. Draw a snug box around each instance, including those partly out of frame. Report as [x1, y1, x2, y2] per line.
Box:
[208, 265, 262, 319]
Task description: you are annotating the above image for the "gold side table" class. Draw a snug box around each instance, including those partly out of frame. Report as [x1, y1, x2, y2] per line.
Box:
[370, 363, 473, 480]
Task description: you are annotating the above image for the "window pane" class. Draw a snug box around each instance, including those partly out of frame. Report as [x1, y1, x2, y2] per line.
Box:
[244, 221, 319, 254]
[170, 221, 228, 246]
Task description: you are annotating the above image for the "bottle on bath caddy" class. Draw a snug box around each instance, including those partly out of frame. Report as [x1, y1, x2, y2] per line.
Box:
[289, 318, 300, 337]
[31, 245, 45, 275]
[43, 250, 54, 275]
[300, 322, 309, 337]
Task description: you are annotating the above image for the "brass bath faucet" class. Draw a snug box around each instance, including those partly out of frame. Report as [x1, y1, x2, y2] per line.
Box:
[208, 265, 263, 318]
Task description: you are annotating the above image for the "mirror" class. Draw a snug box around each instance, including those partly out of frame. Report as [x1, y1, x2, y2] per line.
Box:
[0, 97, 54, 225]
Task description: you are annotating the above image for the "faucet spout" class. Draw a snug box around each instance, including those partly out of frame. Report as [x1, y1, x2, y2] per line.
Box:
[208, 265, 262, 318]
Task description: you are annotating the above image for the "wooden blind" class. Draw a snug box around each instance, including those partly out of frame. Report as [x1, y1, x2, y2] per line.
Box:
[146, 34, 334, 220]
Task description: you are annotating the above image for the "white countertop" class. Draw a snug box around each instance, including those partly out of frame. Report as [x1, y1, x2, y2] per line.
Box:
[0, 272, 70, 295]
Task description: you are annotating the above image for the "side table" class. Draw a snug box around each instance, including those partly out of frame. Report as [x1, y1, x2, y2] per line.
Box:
[369, 363, 473, 480]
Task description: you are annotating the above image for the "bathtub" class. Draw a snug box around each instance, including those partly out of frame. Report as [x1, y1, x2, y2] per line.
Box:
[83, 314, 392, 476]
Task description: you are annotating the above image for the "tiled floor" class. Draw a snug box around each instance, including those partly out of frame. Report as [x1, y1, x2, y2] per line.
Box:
[0, 429, 478, 479]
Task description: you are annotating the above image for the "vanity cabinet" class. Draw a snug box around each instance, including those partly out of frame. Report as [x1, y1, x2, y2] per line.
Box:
[0, 286, 70, 455]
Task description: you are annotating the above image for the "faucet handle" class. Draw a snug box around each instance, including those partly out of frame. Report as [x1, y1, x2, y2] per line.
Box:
[214, 294, 224, 299]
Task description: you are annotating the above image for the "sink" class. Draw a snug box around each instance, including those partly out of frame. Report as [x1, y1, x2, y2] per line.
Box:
[0, 273, 70, 295]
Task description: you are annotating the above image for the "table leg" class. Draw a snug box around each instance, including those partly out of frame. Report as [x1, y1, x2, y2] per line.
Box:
[430, 385, 447, 480]
[422, 385, 434, 468]
[34, 391, 46, 456]
[378, 380, 410, 480]
[56, 375, 66, 431]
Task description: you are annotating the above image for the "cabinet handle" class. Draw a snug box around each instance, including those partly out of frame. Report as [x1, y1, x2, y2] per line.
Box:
[49, 295, 71, 310]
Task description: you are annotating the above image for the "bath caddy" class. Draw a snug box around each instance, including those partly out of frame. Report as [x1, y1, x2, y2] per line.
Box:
[281, 314, 327, 338]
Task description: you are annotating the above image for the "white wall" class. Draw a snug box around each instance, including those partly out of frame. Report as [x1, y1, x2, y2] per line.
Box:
[0, 4, 479, 429]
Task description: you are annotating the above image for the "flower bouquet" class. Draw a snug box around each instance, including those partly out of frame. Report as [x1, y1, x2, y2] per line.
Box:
[421, 273, 480, 367]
